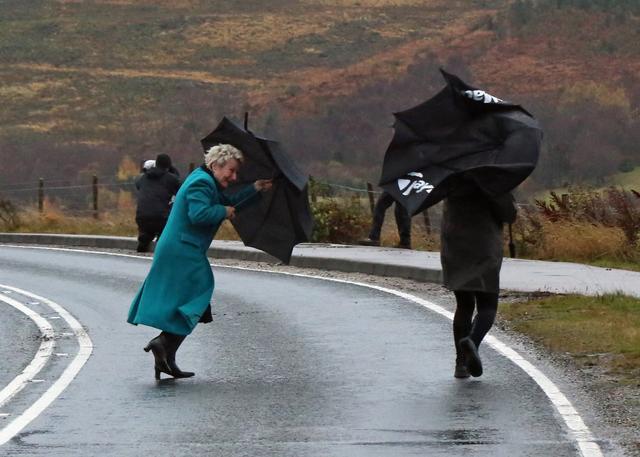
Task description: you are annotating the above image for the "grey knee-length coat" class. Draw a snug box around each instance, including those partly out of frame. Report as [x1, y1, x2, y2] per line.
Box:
[440, 190, 517, 293]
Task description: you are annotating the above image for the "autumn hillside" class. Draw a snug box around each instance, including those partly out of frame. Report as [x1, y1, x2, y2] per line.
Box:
[0, 0, 639, 195]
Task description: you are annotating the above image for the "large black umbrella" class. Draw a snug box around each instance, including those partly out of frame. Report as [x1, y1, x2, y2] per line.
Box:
[201, 116, 313, 264]
[379, 69, 542, 215]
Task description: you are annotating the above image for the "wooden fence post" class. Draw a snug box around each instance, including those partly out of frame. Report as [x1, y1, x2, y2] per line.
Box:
[422, 209, 432, 235]
[92, 175, 99, 219]
[366, 182, 375, 215]
[38, 178, 44, 213]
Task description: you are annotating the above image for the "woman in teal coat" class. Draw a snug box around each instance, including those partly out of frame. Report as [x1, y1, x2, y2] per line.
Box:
[128, 143, 272, 379]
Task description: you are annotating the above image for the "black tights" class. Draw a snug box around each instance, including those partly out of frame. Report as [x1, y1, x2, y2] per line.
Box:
[453, 291, 498, 359]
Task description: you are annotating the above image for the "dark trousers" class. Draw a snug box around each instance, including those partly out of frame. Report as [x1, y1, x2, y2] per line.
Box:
[368, 191, 411, 244]
[136, 215, 167, 253]
[452, 291, 499, 360]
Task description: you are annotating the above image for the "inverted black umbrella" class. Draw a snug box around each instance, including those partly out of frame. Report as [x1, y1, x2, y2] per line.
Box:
[200, 115, 313, 264]
[379, 69, 542, 215]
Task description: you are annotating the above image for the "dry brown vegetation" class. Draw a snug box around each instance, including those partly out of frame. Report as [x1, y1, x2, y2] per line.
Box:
[2, 183, 639, 271]
[511, 187, 640, 269]
[1, 1, 638, 202]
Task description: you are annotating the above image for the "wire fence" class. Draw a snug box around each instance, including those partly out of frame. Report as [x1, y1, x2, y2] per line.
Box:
[0, 176, 138, 218]
[0, 173, 441, 233]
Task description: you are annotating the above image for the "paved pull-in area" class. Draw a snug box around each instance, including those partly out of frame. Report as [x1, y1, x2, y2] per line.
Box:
[0, 245, 607, 456]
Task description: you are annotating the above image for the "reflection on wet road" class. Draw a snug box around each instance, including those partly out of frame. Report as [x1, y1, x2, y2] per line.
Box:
[0, 246, 586, 456]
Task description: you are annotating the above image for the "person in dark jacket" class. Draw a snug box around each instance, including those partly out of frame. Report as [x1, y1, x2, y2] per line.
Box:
[440, 181, 517, 379]
[359, 190, 412, 249]
[134, 153, 181, 252]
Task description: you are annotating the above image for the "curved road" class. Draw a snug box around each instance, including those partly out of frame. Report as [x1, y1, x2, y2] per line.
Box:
[0, 245, 600, 456]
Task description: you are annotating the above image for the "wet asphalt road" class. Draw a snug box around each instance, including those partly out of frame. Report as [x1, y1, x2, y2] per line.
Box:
[0, 246, 581, 456]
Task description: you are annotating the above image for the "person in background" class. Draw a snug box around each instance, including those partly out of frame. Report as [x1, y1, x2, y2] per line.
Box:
[128, 144, 273, 380]
[440, 179, 517, 379]
[141, 159, 155, 173]
[134, 153, 180, 253]
[359, 190, 412, 249]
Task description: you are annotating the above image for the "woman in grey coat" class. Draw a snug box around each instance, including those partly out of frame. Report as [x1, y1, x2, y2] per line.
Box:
[440, 182, 517, 378]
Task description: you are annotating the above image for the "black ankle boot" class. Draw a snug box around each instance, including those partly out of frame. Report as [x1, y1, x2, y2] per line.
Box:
[164, 333, 194, 379]
[459, 337, 483, 377]
[144, 334, 172, 380]
[454, 357, 470, 379]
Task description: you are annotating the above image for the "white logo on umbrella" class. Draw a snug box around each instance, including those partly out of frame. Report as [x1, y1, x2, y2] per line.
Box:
[462, 89, 504, 104]
[397, 172, 434, 196]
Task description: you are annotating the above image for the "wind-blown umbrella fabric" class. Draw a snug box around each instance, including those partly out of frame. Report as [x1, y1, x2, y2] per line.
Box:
[379, 70, 542, 215]
[201, 117, 312, 263]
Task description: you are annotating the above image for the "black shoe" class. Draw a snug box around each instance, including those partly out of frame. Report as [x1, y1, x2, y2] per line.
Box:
[395, 242, 411, 249]
[358, 238, 380, 247]
[459, 337, 483, 377]
[144, 335, 172, 380]
[168, 360, 195, 378]
[454, 362, 470, 379]
[164, 333, 195, 379]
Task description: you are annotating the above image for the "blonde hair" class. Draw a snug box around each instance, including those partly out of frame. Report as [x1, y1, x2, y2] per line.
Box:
[204, 144, 244, 168]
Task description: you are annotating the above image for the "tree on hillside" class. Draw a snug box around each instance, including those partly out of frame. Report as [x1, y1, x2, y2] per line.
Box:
[117, 156, 140, 181]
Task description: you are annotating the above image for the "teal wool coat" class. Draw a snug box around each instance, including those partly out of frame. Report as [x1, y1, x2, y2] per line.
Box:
[127, 166, 258, 335]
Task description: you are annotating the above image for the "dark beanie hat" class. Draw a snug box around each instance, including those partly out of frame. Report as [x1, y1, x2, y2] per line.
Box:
[155, 153, 172, 170]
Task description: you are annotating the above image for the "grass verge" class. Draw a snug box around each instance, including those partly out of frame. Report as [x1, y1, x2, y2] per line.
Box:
[500, 293, 640, 386]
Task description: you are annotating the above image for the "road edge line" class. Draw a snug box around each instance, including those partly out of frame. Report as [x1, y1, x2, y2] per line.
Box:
[0, 284, 93, 446]
[0, 244, 603, 456]
[0, 293, 55, 409]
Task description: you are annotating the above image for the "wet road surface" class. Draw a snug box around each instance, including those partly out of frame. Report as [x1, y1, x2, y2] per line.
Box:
[0, 246, 585, 456]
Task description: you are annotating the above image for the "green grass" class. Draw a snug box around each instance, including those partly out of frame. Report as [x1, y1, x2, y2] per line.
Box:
[500, 293, 640, 383]
[532, 168, 640, 201]
[608, 166, 640, 189]
[590, 258, 640, 273]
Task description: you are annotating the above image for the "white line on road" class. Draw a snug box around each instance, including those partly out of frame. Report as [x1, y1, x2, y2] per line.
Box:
[0, 284, 93, 446]
[0, 244, 603, 456]
[232, 267, 605, 457]
[0, 294, 55, 408]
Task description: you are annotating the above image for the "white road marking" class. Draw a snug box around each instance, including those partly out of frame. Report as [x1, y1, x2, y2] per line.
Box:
[0, 283, 93, 446]
[233, 267, 605, 457]
[0, 244, 603, 456]
[0, 294, 55, 409]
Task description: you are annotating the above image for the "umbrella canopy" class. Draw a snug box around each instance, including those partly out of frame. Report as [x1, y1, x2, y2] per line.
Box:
[201, 117, 313, 264]
[379, 69, 543, 215]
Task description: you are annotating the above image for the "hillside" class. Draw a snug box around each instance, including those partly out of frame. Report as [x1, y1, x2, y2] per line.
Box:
[0, 0, 638, 194]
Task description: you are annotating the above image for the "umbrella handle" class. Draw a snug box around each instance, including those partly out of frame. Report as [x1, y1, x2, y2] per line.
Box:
[233, 193, 256, 210]
[232, 182, 272, 211]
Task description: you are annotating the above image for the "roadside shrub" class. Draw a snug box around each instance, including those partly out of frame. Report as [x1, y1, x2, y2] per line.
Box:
[0, 198, 21, 230]
[607, 187, 640, 245]
[537, 221, 627, 262]
[310, 197, 369, 243]
[512, 206, 545, 258]
[515, 187, 640, 266]
[534, 186, 640, 245]
[618, 159, 634, 173]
